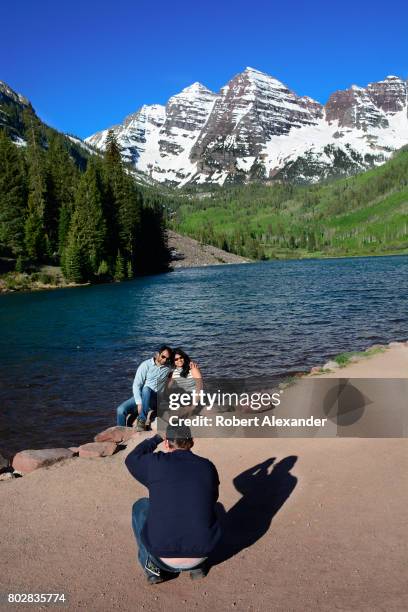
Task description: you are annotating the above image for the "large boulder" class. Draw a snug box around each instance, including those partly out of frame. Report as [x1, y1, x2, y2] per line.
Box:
[12, 448, 74, 474]
[78, 442, 117, 458]
[94, 426, 134, 444]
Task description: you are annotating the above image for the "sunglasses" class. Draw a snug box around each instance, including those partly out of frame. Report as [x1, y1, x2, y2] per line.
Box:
[159, 354, 171, 362]
[174, 356, 184, 361]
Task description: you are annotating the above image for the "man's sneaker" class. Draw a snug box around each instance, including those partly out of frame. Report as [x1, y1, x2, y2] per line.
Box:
[134, 418, 146, 432]
[144, 557, 168, 584]
[145, 556, 161, 575]
[189, 566, 206, 580]
[146, 573, 165, 585]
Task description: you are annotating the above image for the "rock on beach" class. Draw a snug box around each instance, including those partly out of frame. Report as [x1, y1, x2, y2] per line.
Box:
[94, 426, 134, 444]
[12, 448, 74, 474]
[78, 442, 117, 458]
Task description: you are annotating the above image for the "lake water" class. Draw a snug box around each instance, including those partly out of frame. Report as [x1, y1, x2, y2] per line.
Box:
[1, 255, 408, 454]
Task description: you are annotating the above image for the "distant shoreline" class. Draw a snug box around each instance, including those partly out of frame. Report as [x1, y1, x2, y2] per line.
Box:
[0, 230, 251, 296]
[1, 247, 407, 296]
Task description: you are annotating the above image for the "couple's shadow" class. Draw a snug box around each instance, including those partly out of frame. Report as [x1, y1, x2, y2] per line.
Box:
[207, 456, 298, 568]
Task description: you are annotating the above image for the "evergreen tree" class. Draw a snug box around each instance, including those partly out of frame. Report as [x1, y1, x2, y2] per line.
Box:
[58, 204, 72, 256]
[46, 133, 79, 255]
[62, 240, 88, 283]
[24, 209, 47, 260]
[62, 160, 107, 280]
[118, 175, 142, 269]
[102, 130, 122, 258]
[104, 129, 122, 166]
[102, 130, 142, 267]
[0, 130, 26, 255]
[126, 259, 133, 278]
[114, 251, 126, 281]
[24, 111, 49, 260]
[15, 254, 29, 273]
[97, 260, 110, 277]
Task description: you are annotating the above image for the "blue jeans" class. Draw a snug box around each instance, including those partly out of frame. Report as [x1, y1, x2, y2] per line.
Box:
[116, 386, 157, 426]
[131, 498, 181, 576]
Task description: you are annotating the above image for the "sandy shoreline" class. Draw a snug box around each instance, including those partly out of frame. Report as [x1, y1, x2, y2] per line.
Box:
[313, 341, 408, 378]
[0, 345, 407, 611]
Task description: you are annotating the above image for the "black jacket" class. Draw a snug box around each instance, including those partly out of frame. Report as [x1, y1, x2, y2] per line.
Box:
[125, 434, 221, 557]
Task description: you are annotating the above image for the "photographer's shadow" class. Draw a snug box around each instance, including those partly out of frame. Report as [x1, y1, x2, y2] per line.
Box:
[208, 456, 298, 567]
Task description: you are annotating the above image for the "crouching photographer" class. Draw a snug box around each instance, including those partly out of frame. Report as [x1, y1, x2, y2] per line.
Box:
[125, 424, 221, 584]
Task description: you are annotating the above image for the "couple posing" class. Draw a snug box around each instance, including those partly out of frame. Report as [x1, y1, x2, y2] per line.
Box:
[116, 345, 203, 432]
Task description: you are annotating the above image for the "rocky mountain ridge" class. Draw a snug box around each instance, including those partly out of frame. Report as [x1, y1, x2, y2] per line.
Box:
[0, 79, 33, 145]
[0, 80, 156, 187]
[86, 68, 408, 186]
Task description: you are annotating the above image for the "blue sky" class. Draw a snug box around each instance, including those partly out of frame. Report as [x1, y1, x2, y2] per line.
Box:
[1, 0, 408, 138]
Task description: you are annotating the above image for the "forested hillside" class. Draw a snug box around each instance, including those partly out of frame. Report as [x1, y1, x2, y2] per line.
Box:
[171, 147, 408, 260]
[0, 96, 170, 286]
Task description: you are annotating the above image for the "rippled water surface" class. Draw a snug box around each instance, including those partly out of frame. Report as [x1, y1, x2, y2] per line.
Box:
[1, 256, 408, 453]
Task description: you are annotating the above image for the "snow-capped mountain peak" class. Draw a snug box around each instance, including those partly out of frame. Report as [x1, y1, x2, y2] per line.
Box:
[242, 66, 290, 90]
[86, 68, 408, 186]
[179, 82, 214, 95]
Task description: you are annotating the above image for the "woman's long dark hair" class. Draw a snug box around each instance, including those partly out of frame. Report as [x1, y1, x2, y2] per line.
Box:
[173, 347, 191, 378]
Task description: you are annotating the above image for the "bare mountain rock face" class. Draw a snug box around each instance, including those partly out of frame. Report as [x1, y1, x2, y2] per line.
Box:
[367, 76, 408, 115]
[86, 68, 408, 186]
[325, 86, 389, 130]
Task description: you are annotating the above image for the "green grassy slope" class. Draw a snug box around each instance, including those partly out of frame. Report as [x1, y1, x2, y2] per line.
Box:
[170, 147, 408, 259]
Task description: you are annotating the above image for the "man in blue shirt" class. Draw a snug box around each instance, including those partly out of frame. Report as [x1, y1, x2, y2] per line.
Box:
[125, 425, 221, 584]
[116, 345, 173, 431]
